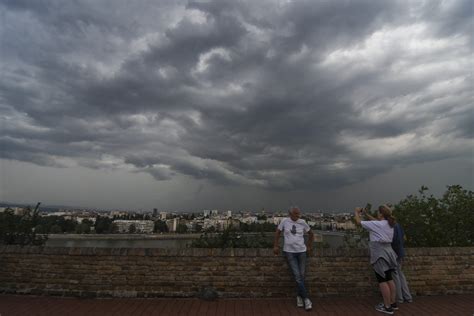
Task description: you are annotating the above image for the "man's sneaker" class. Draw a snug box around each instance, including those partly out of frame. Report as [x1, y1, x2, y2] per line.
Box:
[399, 298, 413, 303]
[296, 296, 304, 308]
[304, 298, 312, 311]
[375, 303, 394, 315]
[391, 303, 399, 310]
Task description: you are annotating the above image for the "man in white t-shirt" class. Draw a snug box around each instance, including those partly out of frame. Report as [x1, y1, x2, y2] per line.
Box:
[273, 207, 314, 311]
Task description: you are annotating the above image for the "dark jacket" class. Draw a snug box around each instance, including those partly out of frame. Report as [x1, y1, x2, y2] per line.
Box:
[391, 223, 405, 259]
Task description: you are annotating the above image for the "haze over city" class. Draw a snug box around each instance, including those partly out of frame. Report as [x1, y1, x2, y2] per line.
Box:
[0, 0, 472, 212]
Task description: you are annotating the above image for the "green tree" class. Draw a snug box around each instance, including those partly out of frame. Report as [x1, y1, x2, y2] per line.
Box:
[95, 216, 113, 234]
[240, 222, 276, 232]
[195, 224, 203, 233]
[205, 226, 216, 233]
[75, 222, 91, 234]
[109, 223, 119, 234]
[129, 224, 137, 234]
[50, 224, 62, 234]
[394, 185, 474, 247]
[41, 216, 76, 233]
[176, 223, 188, 234]
[0, 203, 48, 246]
[34, 224, 47, 234]
[154, 220, 169, 233]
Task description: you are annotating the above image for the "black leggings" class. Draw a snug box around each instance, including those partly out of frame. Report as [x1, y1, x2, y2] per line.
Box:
[375, 269, 394, 283]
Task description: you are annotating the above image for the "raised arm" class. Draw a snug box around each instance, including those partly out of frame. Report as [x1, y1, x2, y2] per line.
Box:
[354, 207, 363, 225]
[362, 208, 376, 220]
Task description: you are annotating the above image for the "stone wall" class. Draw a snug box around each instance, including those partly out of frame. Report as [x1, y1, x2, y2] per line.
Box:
[0, 246, 472, 298]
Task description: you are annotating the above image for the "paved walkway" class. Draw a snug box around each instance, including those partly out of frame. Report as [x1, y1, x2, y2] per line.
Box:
[0, 294, 473, 316]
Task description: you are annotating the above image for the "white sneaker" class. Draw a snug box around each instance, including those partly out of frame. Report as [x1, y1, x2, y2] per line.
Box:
[296, 296, 304, 307]
[304, 298, 312, 311]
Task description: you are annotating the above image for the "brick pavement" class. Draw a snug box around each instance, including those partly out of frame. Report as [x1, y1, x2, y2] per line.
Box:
[0, 294, 473, 316]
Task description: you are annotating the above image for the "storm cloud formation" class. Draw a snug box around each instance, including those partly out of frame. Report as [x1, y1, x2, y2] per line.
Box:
[1, 0, 472, 209]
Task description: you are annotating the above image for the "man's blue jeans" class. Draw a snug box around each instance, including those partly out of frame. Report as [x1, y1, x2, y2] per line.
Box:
[285, 251, 308, 299]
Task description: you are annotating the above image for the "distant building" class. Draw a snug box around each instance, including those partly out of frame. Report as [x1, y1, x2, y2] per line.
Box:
[272, 216, 286, 225]
[241, 216, 257, 224]
[13, 207, 28, 216]
[160, 212, 168, 220]
[76, 216, 96, 224]
[228, 219, 241, 229]
[335, 221, 356, 230]
[185, 222, 194, 232]
[202, 218, 214, 230]
[46, 211, 68, 217]
[215, 219, 228, 231]
[0, 207, 16, 214]
[166, 218, 180, 232]
[110, 211, 128, 217]
[153, 208, 158, 217]
[113, 220, 154, 233]
[203, 210, 211, 217]
[202, 218, 229, 231]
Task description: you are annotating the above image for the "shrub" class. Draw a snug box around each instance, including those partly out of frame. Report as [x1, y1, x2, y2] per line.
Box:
[394, 185, 473, 247]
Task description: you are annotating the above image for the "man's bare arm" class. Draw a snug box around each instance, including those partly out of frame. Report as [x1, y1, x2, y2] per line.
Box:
[306, 229, 314, 255]
[273, 229, 281, 255]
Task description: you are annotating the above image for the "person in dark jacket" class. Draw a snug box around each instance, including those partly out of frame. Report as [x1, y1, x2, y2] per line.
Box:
[391, 222, 413, 303]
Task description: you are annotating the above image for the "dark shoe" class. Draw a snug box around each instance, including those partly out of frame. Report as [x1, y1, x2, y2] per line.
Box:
[375, 303, 394, 315]
[391, 303, 399, 310]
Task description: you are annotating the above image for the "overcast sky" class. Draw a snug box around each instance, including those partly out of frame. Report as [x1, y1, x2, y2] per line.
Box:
[0, 0, 472, 212]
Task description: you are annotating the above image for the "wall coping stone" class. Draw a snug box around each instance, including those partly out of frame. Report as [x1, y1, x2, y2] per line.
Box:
[0, 245, 472, 257]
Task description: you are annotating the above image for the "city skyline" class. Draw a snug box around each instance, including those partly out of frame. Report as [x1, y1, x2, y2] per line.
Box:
[1, 1, 472, 212]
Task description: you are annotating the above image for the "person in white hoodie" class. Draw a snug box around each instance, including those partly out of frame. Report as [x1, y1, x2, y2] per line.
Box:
[354, 205, 399, 315]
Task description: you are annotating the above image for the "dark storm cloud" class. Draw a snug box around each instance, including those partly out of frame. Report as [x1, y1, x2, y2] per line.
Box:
[1, 0, 472, 192]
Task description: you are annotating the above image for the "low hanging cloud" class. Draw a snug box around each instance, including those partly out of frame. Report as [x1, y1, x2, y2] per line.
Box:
[1, 0, 472, 192]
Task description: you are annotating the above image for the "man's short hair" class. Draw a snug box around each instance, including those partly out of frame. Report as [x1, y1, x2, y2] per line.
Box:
[289, 207, 300, 214]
